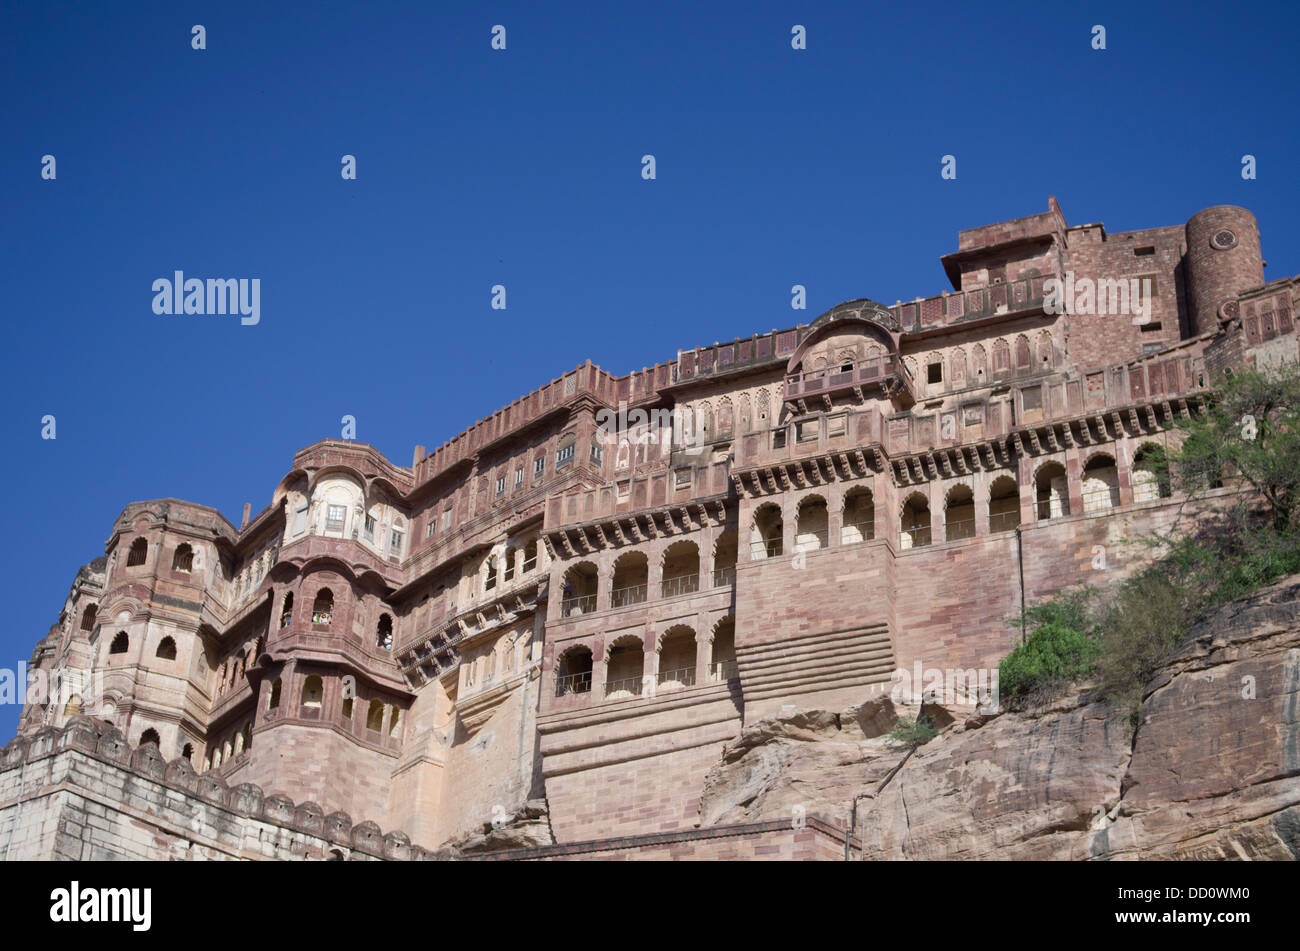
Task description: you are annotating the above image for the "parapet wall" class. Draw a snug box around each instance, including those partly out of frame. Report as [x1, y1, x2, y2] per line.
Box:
[0, 717, 422, 861]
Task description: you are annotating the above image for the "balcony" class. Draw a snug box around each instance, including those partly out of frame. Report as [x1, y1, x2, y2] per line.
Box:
[611, 584, 648, 608]
[660, 574, 700, 599]
[785, 354, 914, 403]
[555, 671, 591, 697]
[561, 594, 597, 618]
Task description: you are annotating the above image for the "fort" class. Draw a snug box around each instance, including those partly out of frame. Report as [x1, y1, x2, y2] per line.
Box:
[3, 198, 1296, 860]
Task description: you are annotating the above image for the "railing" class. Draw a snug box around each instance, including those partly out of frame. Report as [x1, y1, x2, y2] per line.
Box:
[656, 666, 697, 689]
[794, 530, 829, 551]
[988, 510, 1022, 533]
[522, 557, 538, 573]
[944, 517, 977, 541]
[605, 675, 645, 698]
[561, 594, 597, 618]
[661, 574, 700, 599]
[712, 566, 736, 587]
[611, 583, 648, 608]
[711, 660, 739, 681]
[750, 538, 783, 559]
[785, 354, 907, 400]
[555, 670, 592, 697]
[840, 520, 875, 545]
[899, 526, 932, 548]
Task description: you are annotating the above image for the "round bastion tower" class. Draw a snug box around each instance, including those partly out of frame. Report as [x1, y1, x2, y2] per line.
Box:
[1183, 205, 1265, 337]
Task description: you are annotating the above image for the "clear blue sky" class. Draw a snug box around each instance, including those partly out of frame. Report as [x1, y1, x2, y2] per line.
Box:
[2, 0, 1297, 737]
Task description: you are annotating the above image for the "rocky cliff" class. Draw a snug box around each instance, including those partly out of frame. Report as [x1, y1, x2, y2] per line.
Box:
[699, 575, 1300, 859]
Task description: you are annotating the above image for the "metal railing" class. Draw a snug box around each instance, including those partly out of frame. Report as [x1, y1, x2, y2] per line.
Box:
[899, 526, 932, 548]
[561, 594, 597, 617]
[555, 670, 592, 697]
[711, 660, 739, 681]
[988, 510, 1022, 533]
[611, 583, 648, 608]
[712, 566, 735, 587]
[750, 538, 783, 559]
[656, 666, 697, 688]
[840, 520, 875, 545]
[944, 516, 977, 541]
[604, 675, 645, 697]
[661, 574, 700, 599]
[794, 529, 829, 551]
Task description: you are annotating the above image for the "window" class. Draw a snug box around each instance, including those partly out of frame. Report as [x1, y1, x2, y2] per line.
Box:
[556, 442, 575, 467]
[426, 520, 436, 538]
[496, 476, 506, 496]
[514, 467, 524, 488]
[388, 707, 401, 739]
[110, 632, 129, 655]
[312, 589, 334, 625]
[376, 614, 393, 651]
[326, 504, 346, 533]
[302, 675, 323, 709]
[172, 544, 194, 572]
[126, 538, 148, 567]
[366, 700, 384, 731]
[442, 508, 452, 529]
[268, 678, 282, 709]
[140, 729, 160, 747]
[533, 456, 545, 478]
[80, 605, 97, 631]
[927, 362, 943, 384]
[390, 529, 404, 556]
[363, 514, 375, 540]
[590, 441, 603, 464]
[280, 592, 294, 628]
[156, 637, 177, 660]
[293, 505, 308, 535]
[1135, 246, 1155, 256]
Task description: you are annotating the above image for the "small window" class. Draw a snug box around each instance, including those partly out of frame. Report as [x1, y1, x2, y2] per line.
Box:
[126, 538, 148, 567]
[514, 467, 524, 488]
[302, 675, 323, 709]
[172, 544, 194, 572]
[326, 504, 346, 533]
[268, 678, 282, 709]
[363, 514, 375, 540]
[293, 505, 308, 535]
[366, 700, 384, 732]
[496, 476, 506, 496]
[1134, 246, 1155, 256]
[590, 442, 603, 464]
[156, 636, 177, 660]
[388, 707, 401, 739]
[280, 592, 294, 628]
[312, 589, 334, 625]
[442, 508, 452, 529]
[927, 363, 943, 384]
[376, 614, 393, 651]
[390, 529, 404, 555]
[140, 729, 160, 747]
[109, 632, 129, 655]
[556, 443, 575, 467]
[1143, 342, 1165, 354]
[426, 520, 436, 538]
[80, 604, 97, 631]
[341, 697, 353, 720]
[534, 457, 545, 478]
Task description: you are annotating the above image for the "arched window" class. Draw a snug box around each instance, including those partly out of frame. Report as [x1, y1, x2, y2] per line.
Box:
[126, 538, 148, 567]
[1036, 331, 1054, 368]
[139, 729, 160, 747]
[1082, 454, 1121, 514]
[341, 695, 354, 720]
[181, 743, 194, 761]
[657, 626, 697, 690]
[302, 675, 323, 709]
[611, 551, 649, 607]
[388, 707, 401, 739]
[172, 543, 194, 572]
[988, 475, 1021, 532]
[268, 678, 282, 709]
[712, 531, 737, 586]
[795, 496, 829, 551]
[555, 646, 593, 697]
[992, 339, 1010, 375]
[109, 632, 129, 655]
[605, 637, 645, 699]
[1034, 462, 1069, 520]
[750, 503, 783, 559]
[1132, 445, 1172, 503]
[841, 488, 875, 544]
[155, 636, 177, 660]
[523, 539, 538, 573]
[944, 485, 976, 541]
[1014, 335, 1031, 369]
[503, 546, 517, 582]
[80, 604, 97, 631]
[900, 493, 931, 549]
[710, 616, 737, 682]
[561, 562, 599, 617]
[311, 588, 333, 625]
[661, 541, 700, 598]
[484, 555, 499, 591]
[280, 591, 294, 628]
[366, 700, 385, 731]
[376, 614, 393, 651]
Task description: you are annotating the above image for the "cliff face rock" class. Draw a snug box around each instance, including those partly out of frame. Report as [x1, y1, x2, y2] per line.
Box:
[699, 576, 1300, 860]
[441, 799, 555, 856]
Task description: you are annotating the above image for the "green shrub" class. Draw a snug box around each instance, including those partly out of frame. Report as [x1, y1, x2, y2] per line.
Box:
[999, 590, 1102, 702]
[888, 714, 938, 745]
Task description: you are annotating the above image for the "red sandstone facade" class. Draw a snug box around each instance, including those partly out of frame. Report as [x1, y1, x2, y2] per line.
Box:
[11, 199, 1298, 855]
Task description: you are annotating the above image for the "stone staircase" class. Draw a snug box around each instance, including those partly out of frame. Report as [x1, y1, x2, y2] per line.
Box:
[735, 622, 896, 705]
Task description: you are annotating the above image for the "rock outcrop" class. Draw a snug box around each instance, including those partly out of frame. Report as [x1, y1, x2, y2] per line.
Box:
[440, 799, 555, 856]
[698, 576, 1300, 860]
